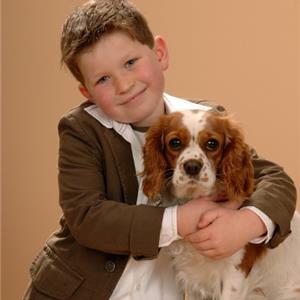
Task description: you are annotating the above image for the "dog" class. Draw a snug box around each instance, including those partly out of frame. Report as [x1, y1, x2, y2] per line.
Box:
[142, 109, 300, 300]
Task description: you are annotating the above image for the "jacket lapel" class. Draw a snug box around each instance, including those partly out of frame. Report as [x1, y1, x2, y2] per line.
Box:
[103, 129, 138, 205]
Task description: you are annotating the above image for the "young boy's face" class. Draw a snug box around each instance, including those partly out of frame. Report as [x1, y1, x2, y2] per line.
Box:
[77, 31, 169, 127]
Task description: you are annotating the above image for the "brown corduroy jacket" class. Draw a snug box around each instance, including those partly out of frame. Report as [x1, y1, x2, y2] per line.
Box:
[23, 101, 296, 300]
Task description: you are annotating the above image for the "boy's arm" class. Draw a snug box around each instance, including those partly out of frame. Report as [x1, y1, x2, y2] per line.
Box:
[242, 148, 297, 248]
[58, 112, 165, 259]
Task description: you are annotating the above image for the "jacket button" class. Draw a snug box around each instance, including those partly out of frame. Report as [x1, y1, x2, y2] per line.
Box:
[104, 260, 116, 272]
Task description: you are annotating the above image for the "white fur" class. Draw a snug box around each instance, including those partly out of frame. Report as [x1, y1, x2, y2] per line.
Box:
[168, 241, 246, 300]
[172, 111, 216, 199]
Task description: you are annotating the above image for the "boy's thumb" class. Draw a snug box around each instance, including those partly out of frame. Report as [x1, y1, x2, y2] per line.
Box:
[198, 209, 219, 229]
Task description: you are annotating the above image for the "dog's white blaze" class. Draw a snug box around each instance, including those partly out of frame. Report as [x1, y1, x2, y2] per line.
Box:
[172, 110, 216, 198]
[181, 110, 207, 135]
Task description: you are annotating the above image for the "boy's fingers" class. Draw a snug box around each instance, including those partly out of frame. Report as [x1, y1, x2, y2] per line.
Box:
[191, 240, 213, 252]
[197, 249, 217, 259]
[195, 247, 225, 260]
[198, 209, 219, 228]
[201, 251, 224, 260]
[185, 229, 210, 243]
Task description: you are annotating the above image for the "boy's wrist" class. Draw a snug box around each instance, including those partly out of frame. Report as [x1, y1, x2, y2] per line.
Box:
[239, 208, 267, 241]
[159, 206, 181, 247]
[241, 206, 275, 244]
[177, 205, 185, 238]
[177, 197, 219, 238]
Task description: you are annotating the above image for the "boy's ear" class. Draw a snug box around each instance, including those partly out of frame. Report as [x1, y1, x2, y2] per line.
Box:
[154, 36, 169, 71]
[79, 84, 93, 100]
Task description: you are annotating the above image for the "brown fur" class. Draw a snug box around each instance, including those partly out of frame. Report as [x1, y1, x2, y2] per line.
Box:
[205, 113, 254, 203]
[239, 244, 267, 275]
[142, 112, 188, 201]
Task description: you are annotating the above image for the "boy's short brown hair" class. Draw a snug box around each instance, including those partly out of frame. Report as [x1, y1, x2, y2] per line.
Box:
[61, 0, 155, 83]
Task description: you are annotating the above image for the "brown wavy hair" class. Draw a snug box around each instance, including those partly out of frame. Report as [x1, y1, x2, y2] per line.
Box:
[60, 0, 154, 84]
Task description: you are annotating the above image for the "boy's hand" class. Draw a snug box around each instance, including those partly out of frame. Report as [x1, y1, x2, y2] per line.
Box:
[177, 196, 219, 238]
[185, 208, 267, 260]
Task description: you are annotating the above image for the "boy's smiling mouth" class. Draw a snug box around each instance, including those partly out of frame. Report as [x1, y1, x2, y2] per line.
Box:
[122, 88, 147, 105]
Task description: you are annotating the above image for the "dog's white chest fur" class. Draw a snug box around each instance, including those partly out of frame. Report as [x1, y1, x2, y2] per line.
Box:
[168, 240, 246, 300]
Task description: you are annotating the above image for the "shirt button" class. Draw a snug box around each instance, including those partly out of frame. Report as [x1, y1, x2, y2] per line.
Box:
[104, 260, 116, 272]
[135, 283, 141, 291]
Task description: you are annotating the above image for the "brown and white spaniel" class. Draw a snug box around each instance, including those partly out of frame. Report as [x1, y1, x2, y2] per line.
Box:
[142, 109, 300, 300]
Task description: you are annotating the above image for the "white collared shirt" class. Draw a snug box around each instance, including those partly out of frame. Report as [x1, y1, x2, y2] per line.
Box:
[84, 93, 274, 300]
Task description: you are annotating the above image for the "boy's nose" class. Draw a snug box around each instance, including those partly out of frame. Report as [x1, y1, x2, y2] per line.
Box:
[115, 74, 134, 94]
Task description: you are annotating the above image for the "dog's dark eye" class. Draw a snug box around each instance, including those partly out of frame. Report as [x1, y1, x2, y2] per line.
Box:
[169, 138, 182, 150]
[206, 139, 219, 151]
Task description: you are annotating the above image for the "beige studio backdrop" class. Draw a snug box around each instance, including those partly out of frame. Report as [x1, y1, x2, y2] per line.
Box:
[2, 0, 300, 299]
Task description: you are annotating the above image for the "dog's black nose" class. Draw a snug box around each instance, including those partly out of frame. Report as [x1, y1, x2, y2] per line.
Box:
[183, 159, 203, 176]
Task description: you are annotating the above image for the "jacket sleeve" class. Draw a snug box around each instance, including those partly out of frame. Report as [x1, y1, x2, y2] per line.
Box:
[58, 112, 165, 258]
[242, 148, 297, 248]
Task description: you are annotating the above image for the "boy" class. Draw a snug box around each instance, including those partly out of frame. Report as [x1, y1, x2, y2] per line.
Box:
[23, 0, 296, 299]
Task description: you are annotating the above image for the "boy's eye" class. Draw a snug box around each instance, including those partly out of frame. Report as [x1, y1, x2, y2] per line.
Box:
[96, 75, 109, 85]
[125, 58, 138, 68]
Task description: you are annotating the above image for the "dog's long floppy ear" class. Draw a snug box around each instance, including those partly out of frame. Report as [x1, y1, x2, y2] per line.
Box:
[142, 118, 168, 202]
[218, 117, 254, 203]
